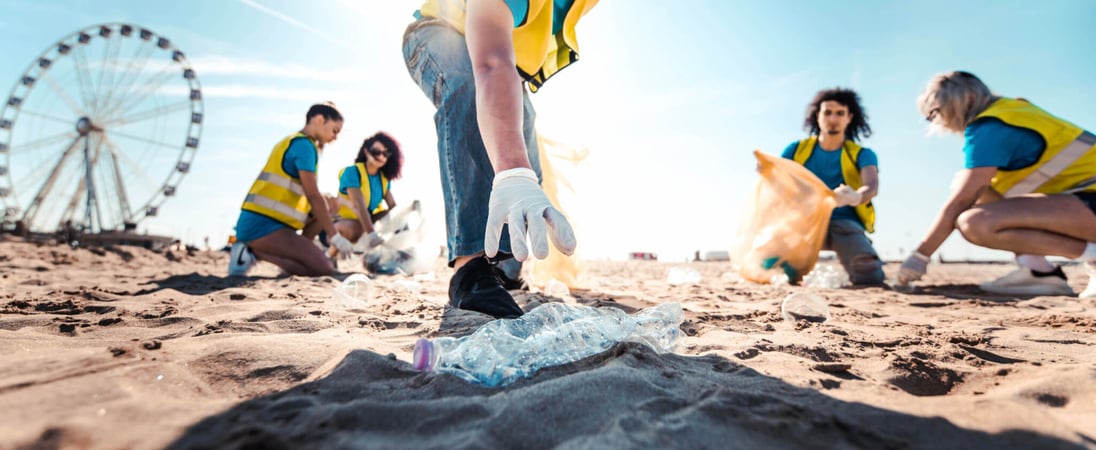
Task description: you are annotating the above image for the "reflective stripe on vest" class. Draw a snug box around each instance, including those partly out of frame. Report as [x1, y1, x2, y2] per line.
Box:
[244, 193, 308, 225]
[240, 133, 316, 229]
[974, 97, 1096, 197]
[257, 172, 305, 196]
[1005, 131, 1096, 197]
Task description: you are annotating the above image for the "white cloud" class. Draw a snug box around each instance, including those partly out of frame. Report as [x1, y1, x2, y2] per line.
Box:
[188, 55, 366, 82]
[164, 83, 354, 102]
[238, 0, 352, 48]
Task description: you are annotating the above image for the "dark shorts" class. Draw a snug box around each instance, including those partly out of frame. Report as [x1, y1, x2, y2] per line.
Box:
[1076, 192, 1096, 216]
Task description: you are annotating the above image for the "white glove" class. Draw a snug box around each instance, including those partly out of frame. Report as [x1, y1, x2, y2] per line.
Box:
[833, 184, 862, 207]
[897, 251, 930, 285]
[330, 232, 355, 255]
[364, 231, 385, 248]
[485, 168, 577, 261]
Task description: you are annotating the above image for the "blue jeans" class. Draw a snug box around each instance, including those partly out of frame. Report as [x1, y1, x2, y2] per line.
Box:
[402, 18, 542, 264]
[824, 217, 885, 285]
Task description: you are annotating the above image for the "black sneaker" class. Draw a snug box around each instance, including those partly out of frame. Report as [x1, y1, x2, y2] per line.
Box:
[492, 258, 528, 291]
[449, 257, 524, 319]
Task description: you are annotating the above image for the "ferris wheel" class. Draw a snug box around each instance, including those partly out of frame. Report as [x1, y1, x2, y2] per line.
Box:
[0, 23, 202, 234]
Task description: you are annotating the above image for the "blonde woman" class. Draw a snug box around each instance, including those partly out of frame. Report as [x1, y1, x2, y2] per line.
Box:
[898, 71, 1096, 298]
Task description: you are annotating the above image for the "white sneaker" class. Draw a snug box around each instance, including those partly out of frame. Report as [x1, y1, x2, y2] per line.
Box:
[979, 266, 1074, 296]
[228, 242, 256, 277]
[1080, 261, 1096, 299]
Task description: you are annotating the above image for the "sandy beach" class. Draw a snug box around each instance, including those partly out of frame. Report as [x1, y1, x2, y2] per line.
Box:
[1, 236, 1094, 449]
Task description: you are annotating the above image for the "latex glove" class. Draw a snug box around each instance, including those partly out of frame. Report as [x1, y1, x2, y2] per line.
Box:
[897, 251, 930, 285]
[833, 184, 862, 207]
[485, 168, 577, 262]
[330, 232, 355, 255]
[364, 231, 385, 248]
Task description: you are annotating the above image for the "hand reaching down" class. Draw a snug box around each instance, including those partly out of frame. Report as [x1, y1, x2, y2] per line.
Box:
[330, 233, 355, 256]
[897, 251, 930, 285]
[485, 168, 577, 261]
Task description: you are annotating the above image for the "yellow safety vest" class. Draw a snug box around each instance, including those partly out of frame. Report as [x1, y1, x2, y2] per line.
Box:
[793, 137, 876, 233]
[972, 97, 1096, 197]
[240, 133, 317, 230]
[336, 163, 390, 221]
[417, 0, 598, 92]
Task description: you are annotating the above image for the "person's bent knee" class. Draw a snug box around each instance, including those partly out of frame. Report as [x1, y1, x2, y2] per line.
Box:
[849, 254, 885, 285]
[333, 220, 363, 243]
[956, 208, 995, 246]
[316, 261, 336, 277]
[303, 258, 335, 277]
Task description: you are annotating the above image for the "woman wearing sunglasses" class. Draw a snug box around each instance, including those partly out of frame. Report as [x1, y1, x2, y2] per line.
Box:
[329, 131, 404, 258]
[898, 71, 1096, 298]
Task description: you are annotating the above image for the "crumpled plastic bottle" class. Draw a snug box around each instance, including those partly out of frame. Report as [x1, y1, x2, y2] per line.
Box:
[412, 302, 684, 387]
[802, 263, 850, 289]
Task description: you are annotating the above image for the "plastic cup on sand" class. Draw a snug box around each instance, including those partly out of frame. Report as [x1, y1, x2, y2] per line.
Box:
[781, 292, 830, 324]
[333, 273, 372, 308]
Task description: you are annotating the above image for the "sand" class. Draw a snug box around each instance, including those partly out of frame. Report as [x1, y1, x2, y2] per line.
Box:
[1, 236, 1094, 449]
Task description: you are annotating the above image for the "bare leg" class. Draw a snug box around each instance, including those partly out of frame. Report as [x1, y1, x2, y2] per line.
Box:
[957, 194, 1096, 257]
[248, 228, 335, 276]
[335, 219, 364, 243]
[252, 250, 311, 275]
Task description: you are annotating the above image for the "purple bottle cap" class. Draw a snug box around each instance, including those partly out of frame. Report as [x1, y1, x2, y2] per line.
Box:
[412, 338, 435, 371]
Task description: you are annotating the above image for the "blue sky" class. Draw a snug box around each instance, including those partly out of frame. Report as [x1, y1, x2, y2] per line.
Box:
[1, 0, 1094, 263]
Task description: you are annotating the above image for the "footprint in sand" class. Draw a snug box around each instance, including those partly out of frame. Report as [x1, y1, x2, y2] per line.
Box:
[886, 356, 965, 396]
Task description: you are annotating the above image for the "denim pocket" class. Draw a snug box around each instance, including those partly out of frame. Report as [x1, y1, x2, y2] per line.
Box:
[403, 23, 449, 107]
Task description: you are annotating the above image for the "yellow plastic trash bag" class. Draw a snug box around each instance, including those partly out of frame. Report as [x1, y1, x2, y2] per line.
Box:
[732, 150, 836, 284]
[529, 133, 587, 289]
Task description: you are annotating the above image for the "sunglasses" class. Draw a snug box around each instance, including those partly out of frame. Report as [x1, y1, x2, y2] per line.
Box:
[925, 107, 940, 123]
[368, 148, 390, 159]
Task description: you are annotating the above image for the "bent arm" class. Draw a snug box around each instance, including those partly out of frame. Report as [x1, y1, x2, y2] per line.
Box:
[915, 167, 997, 256]
[465, 0, 530, 173]
[299, 170, 337, 238]
[384, 190, 396, 210]
[348, 188, 375, 234]
[856, 165, 879, 204]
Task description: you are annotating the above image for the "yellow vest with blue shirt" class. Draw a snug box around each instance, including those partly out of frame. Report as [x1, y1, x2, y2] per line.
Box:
[336, 163, 390, 221]
[792, 137, 877, 233]
[971, 97, 1096, 197]
[416, 0, 598, 92]
[240, 133, 318, 230]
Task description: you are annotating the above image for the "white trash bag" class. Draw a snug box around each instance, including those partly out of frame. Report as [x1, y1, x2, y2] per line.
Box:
[362, 200, 432, 275]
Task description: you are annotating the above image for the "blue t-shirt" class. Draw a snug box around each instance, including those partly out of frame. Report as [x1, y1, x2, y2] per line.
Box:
[235, 137, 319, 242]
[504, 0, 574, 33]
[781, 140, 878, 222]
[963, 119, 1046, 170]
[338, 166, 385, 213]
